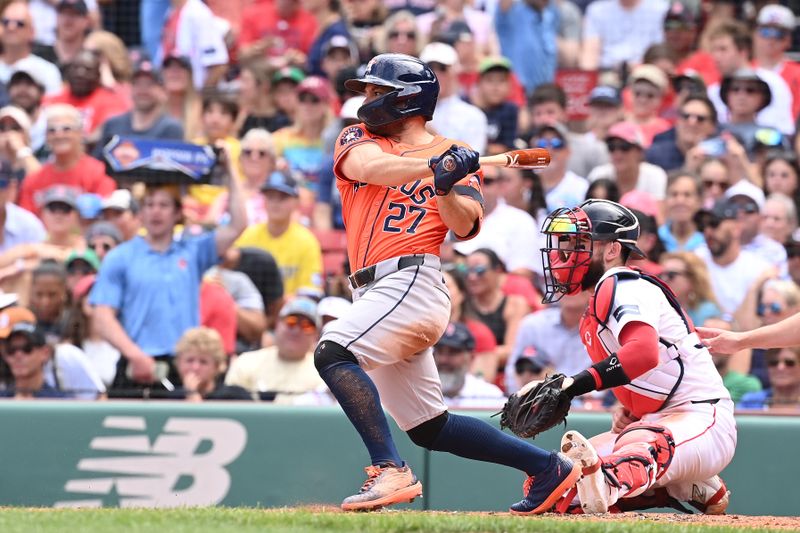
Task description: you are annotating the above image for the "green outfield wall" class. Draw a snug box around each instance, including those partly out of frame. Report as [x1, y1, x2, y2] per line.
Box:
[0, 402, 795, 515]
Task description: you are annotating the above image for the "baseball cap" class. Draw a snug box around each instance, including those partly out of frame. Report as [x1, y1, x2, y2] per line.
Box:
[76, 193, 103, 220]
[132, 57, 162, 83]
[664, 1, 698, 26]
[530, 122, 569, 144]
[757, 4, 796, 31]
[101, 189, 137, 212]
[478, 56, 513, 76]
[0, 307, 35, 339]
[37, 185, 80, 210]
[317, 296, 352, 320]
[340, 95, 366, 120]
[66, 249, 101, 272]
[606, 121, 646, 148]
[9, 67, 47, 91]
[260, 170, 299, 197]
[7, 321, 47, 346]
[514, 346, 546, 374]
[56, 0, 88, 15]
[437, 20, 473, 46]
[435, 322, 475, 351]
[629, 64, 669, 92]
[322, 34, 357, 58]
[279, 297, 320, 328]
[0, 106, 32, 135]
[273, 66, 305, 85]
[0, 292, 18, 310]
[297, 76, 332, 102]
[694, 198, 739, 227]
[588, 85, 622, 107]
[420, 42, 459, 67]
[85, 221, 123, 244]
[725, 180, 766, 210]
[621, 190, 659, 219]
[162, 54, 192, 71]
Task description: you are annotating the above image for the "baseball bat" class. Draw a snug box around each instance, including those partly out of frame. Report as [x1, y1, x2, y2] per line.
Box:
[478, 148, 550, 170]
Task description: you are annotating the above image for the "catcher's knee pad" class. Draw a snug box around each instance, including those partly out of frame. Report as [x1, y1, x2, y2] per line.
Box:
[407, 412, 449, 450]
[603, 423, 675, 498]
[313, 340, 358, 372]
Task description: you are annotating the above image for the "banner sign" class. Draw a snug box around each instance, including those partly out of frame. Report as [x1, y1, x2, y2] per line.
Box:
[103, 137, 218, 184]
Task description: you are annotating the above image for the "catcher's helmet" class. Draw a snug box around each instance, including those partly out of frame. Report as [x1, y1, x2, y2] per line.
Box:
[540, 199, 644, 303]
[344, 53, 439, 128]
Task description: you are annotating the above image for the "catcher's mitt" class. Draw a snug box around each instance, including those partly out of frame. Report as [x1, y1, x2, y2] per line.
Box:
[498, 373, 573, 439]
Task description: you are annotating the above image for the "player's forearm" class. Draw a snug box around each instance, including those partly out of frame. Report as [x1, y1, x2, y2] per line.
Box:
[437, 192, 482, 238]
[346, 150, 432, 186]
[741, 313, 800, 350]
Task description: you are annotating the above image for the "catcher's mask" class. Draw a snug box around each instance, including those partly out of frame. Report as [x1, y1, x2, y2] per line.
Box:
[540, 199, 645, 303]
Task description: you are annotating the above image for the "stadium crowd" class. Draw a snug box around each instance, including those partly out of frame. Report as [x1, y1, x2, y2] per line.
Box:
[0, 0, 798, 413]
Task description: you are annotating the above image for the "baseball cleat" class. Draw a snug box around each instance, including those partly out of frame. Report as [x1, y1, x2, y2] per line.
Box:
[341, 464, 422, 511]
[685, 475, 730, 515]
[509, 452, 581, 515]
[561, 430, 610, 514]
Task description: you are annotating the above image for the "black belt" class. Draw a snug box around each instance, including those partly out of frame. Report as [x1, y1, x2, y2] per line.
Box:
[690, 398, 720, 405]
[348, 255, 426, 289]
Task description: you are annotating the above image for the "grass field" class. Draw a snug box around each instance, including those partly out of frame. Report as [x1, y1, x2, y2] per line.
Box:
[0, 507, 795, 533]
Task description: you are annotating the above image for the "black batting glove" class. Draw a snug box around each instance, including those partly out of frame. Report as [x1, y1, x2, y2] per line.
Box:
[429, 144, 480, 196]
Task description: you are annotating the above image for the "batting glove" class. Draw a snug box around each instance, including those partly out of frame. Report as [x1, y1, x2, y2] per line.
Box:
[429, 144, 480, 196]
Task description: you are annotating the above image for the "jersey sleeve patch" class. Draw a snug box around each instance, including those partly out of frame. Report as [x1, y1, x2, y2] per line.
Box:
[339, 125, 365, 146]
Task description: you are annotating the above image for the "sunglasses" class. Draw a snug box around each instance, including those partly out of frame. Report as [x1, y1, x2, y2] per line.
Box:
[5, 343, 34, 356]
[298, 94, 323, 104]
[679, 111, 711, 123]
[728, 84, 761, 95]
[758, 302, 784, 317]
[242, 148, 271, 159]
[89, 241, 113, 252]
[47, 124, 78, 135]
[698, 216, 723, 231]
[283, 315, 316, 333]
[606, 141, 636, 153]
[1, 18, 25, 29]
[0, 122, 22, 132]
[45, 202, 75, 214]
[664, 19, 693, 31]
[758, 26, 789, 40]
[702, 179, 730, 191]
[466, 265, 489, 277]
[534, 138, 565, 151]
[658, 270, 687, 282]
[768, 358, 798, 368]
[388, 30, 416, 39]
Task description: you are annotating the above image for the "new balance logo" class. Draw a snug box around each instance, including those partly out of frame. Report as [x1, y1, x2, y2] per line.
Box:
[55, 416, 247, 508]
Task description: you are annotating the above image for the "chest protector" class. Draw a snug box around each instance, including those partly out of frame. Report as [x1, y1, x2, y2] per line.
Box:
[580, 270, 696, 418]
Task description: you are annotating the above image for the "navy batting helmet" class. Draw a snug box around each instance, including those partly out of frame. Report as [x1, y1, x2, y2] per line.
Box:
[344, 53, 439, 128]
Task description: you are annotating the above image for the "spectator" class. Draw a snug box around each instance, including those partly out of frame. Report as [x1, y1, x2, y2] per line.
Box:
[627, 206, 663, 274]
[505, 291, 590, 394]
[317, 295, 351, 331]
[513, 346, 551, 390]
[225, 297, 325, 402]
[494, 0, 557, 97]
[705, 316, 761, 403]
[529, 83, 609, 179]
[375, 9, 421, 56]
[198, 278, 237, 356]
[0, 322, 67, 398]
[238, 0, 317, 69]
[588, 121, 668, 204]
[529, 123, 587, 212]
[0, 160, 45, 253]
[739, 346, 800, 410]
[434, 321, 505, 409]
[420, 0, 499, 57]
[100, 189, 140, 242]
[719, 68, 775, 155]
[695, 197, 772, 315]
[697, 157, 732, 209]
[555, 0, 582, 69]
[727, 191, 787, 275]
[223, 246, 284, 331]
[46, 50, 133, 139]
[7, 69, 47, 157]
[585, 177, 620, 203]
[19, 105, 115, 216]
[646, 94, 718, 171]
[0, 1, 62, 95]
[579, 0, 668, 72]
[625, 64, 671, 146]
[160, 0, 229, 90]
[174, 327, 252, 401]
[272, 76, 332, 199]
[84, 222, 121, 263]
[763, 151, 800, 216]
[761, 193, 797, 246]
[464, 248, 529, 372]
[658, 170, 704, 252]
[89, 150, 246, 391]
[304, 0, 350, 78]
[586, 85, 624, 143]
[272, 66, 305, 123]
[658, 251, 721, 327]
[94, 58, 185, 160]
[38, 186, 84, 249]
[64, 248, 98, 292]
[471, 56, 518, 155]
[751, 4, 800, 120]
[662, 0, 700, 67]
[320, 35, 359, 83]
[83, 31, 133, 95]
[786, 235, 800, 287]
[420, 42, 487, 155]
[236, 62, 291, 137]
[236, 171, 323, 296]
[0, 106, 41, 176]
[29, 260, 70, 341]
[51, 0, 91, 71]
[162, 55, 202, 139]
[453, 165, 542, 279]
[29, 0, 99, 47]
[706, 20, 794, 136]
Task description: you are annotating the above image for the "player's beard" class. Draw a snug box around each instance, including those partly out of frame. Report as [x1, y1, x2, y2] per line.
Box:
[364, 120, 405, 138]
[580, 254, 605, 292]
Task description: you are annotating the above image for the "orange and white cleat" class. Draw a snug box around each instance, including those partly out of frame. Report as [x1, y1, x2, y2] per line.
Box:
[341, 464, 423, 511]
[561, 430, 611, 514]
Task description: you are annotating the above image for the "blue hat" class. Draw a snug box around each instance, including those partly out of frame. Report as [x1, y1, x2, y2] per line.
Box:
[260, 171, 299, 197]
[435, 322, 475, 351]
[588, 85, 621, 107]
[77, 193, 103, 220]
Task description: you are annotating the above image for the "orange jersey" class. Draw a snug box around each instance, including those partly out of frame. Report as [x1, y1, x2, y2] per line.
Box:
[333, 123, 483, 272]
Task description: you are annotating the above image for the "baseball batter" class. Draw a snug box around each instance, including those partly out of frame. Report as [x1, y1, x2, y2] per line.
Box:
[313, 53, 579, 513]
[538, 199, 737, 514]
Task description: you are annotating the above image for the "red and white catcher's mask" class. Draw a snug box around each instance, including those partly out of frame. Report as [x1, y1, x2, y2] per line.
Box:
[540, 206, 594, 304]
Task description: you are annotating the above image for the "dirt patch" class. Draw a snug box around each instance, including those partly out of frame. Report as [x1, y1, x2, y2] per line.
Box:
[545, 512, 800, 530]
